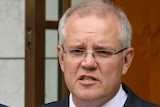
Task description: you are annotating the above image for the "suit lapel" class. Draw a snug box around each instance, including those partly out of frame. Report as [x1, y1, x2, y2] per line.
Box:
[122, 83, 143, 107]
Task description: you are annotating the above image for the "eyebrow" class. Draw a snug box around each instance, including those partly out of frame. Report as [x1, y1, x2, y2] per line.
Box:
[64, 40, 117, 50]
[66, 44, 84, 49]
[92, 44, 116, 50]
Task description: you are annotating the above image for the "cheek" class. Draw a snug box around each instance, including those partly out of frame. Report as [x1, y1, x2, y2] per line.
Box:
[63, 61, 78, 73]
[63, 62, 79, 85]
[64, 62, 78, 91]
[100, 61, 123, 81]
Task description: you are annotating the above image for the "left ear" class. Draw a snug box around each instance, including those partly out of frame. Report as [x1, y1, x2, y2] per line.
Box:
[122, 47, 134, 75]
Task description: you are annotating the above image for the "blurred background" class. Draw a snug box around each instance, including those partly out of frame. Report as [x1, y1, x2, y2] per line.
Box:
[0, 0, 159, 107]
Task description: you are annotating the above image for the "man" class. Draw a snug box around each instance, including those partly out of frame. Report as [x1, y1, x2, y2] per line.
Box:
[40, 0, 160, 107]
[0, 104, 7, 107]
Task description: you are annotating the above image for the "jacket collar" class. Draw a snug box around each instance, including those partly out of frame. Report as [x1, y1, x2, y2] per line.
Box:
[122, 83, 143, 107]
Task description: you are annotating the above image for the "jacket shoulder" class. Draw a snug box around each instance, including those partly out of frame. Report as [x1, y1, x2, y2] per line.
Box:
[38, 97, 69, 107]
[0, 104, 7, 107]
[122, 83, 160, 107]
[141, 99, 160, 107]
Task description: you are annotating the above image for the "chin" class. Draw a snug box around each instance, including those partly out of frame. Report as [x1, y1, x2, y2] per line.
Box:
[78, 92, 100, 101]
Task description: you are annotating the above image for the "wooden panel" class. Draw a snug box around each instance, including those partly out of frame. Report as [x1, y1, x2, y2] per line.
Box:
[150, 0, 160, 103]
[25, 0, 45, 106]
[62, 0, 71, 14]
[45, 21, 58, 29]
[114, 0, 160, 104]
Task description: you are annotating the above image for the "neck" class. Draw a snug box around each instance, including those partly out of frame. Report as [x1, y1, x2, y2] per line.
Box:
[73, 97, 110, 107]
[70, 88, 120, 107]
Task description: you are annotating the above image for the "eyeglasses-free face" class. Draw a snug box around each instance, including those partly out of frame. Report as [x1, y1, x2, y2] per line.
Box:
[61, 46, 128, 63]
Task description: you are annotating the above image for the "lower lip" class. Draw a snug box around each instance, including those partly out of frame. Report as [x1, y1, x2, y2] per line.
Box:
[78, 79, 98, 86]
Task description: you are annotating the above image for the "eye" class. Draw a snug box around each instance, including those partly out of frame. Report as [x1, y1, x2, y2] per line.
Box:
[95, 50, 114, 57]
[69, 49, 85, 56]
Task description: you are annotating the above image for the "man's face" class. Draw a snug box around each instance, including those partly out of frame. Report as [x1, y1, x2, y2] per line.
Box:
[58, 14, 134, 103]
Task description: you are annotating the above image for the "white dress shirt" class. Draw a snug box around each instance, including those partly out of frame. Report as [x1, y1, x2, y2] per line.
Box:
[69, 85, 127, 107]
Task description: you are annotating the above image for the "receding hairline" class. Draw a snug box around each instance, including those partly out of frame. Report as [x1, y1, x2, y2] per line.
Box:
[58, 1, 132, 48]
[66, 1, 117, 19]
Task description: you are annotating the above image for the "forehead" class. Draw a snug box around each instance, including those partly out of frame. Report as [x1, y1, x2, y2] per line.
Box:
[64, 14, 121, 48]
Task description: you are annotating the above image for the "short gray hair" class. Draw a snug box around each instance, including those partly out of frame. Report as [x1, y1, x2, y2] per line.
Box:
[58, 0, 132, 48]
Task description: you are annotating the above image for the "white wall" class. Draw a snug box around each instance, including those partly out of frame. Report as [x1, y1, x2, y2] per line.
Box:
[0, 0, 25, 107]
[45, 0, 59, 104]
[0, 0, 64, 106]
[71, 0, 85, 5]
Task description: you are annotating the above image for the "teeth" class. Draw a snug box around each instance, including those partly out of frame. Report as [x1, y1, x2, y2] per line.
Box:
[82, 77, 94, 81]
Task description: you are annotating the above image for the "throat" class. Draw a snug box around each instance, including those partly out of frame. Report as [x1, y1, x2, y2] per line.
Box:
[70, 93, 111, 107]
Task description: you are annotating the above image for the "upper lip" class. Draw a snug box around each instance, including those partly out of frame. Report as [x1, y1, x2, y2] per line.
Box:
[78, 74, 98, 81]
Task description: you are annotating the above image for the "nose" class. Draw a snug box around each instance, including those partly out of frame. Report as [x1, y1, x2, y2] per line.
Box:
[81, 52, 97, 69]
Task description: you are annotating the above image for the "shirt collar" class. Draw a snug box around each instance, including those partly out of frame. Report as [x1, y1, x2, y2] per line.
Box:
[69, 93, 76, 107]
[69, 85, 127, 107]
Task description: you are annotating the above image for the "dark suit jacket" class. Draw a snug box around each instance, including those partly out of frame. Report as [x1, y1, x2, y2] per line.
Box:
[0, 104, 7, 107]
[39, 83, 160, 107]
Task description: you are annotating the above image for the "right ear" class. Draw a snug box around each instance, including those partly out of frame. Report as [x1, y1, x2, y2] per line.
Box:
[57, 45, 64, 72]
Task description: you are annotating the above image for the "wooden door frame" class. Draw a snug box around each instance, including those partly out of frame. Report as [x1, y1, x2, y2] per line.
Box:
[25, 0, 70, 107]
[25, 0, 45, 106]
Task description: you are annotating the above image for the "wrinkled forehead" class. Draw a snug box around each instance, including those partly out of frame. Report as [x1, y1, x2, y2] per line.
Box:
[64, 15, 122, 49]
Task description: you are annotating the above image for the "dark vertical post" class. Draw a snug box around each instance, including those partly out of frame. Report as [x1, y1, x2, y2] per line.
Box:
[25, 0, 45, 106]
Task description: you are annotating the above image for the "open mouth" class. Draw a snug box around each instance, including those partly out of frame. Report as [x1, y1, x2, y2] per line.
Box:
[80, 75, 97, 81]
